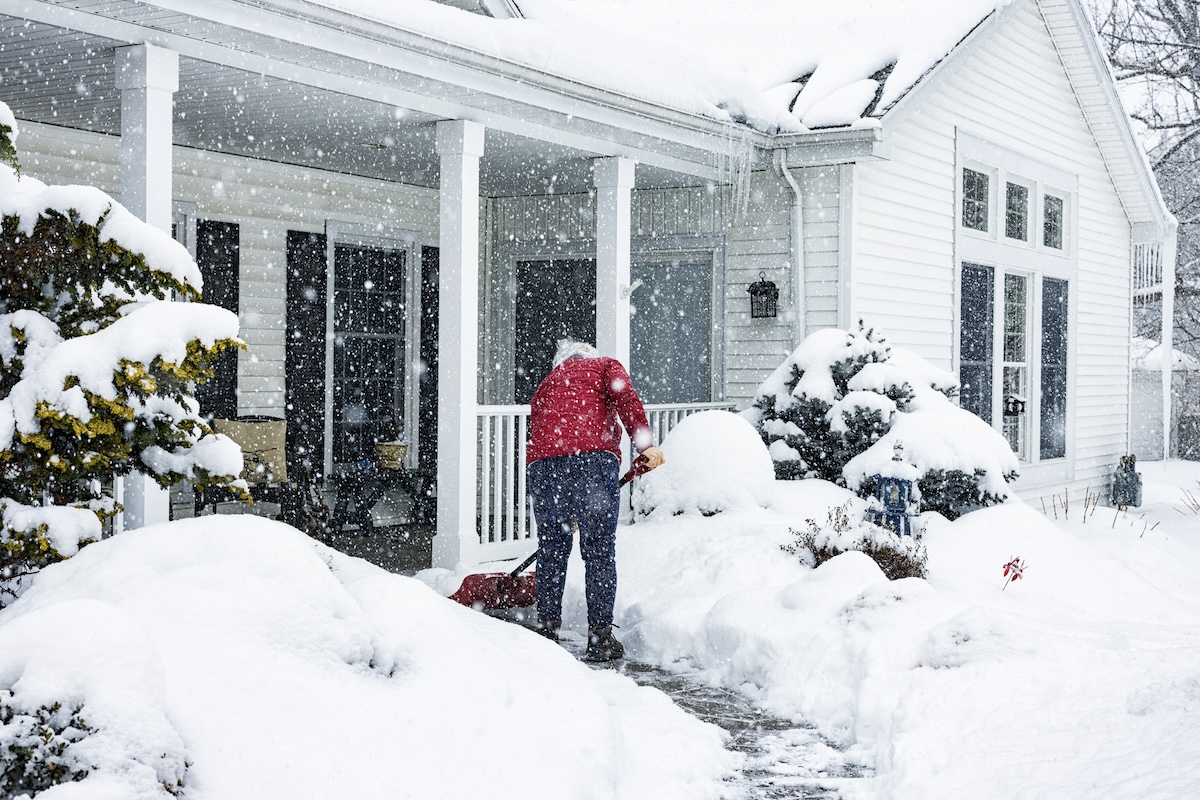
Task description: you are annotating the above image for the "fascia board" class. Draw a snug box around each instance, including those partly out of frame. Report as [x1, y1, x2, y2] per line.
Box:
[773, 127, 886, 167]
[109, 0, 770, 162]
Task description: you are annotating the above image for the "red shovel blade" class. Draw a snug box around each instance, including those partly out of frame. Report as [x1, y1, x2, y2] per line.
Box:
[450, 571, 537, 610]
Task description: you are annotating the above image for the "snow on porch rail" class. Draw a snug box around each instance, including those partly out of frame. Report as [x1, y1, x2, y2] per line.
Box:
[474, 401, 735, 549]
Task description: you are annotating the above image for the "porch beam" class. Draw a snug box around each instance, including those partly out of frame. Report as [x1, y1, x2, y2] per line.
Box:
[114, 42, 178, 532]
[594, 156, 635, 451]
[433, 119, 485, 569]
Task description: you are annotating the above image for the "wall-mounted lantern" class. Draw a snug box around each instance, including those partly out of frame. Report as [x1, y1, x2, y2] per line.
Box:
[748, 272, 779, 318]
[1003, 394, 1027, 417]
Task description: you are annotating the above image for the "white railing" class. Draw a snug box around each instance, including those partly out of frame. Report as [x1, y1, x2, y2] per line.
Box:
[474, 401, 735, 554]
[1134, 243, 1164, 302]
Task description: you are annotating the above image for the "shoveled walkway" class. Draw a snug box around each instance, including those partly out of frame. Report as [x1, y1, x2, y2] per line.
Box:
[559, 632, 873, 799]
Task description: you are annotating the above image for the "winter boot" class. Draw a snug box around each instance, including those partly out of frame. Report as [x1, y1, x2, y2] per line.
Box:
[534, 618, 561, 642]
[583, 625, 624, 662]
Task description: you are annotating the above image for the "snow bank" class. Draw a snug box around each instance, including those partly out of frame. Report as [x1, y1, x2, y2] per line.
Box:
[602, 469, 1200, 798]
[631, 409, 775, 518]
[1, 517, 736, 799]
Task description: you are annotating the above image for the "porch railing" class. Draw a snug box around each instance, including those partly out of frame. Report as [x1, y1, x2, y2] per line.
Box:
[474, 401, 735, 556]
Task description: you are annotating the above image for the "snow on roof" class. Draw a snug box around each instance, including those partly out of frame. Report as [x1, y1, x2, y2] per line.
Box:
[311, 0, 1009, 132]
[1132, 337, 1200, 371]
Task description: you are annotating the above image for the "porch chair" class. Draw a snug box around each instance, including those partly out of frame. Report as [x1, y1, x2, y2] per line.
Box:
[194, 416, 301, 526]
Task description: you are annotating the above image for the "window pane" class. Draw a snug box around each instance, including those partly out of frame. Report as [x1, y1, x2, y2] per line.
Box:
[959, 263, 994, 423]
[962, 168, 989, 232]
[333, 245, 406, 463]
[1040, 278, 1068, 459]
[1043, 194, 1064, 249]
[630, 258, 713, 404]
[1006, 183, 1028, 241]
[513, 259, 597, 404]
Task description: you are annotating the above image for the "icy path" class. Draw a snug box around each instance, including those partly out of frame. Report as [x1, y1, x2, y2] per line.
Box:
[561, 634, 873, 798]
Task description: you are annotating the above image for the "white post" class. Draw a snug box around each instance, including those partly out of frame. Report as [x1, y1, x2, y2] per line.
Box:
[433, 120, 485, 569]
[1161, 227, 1177, 459]
[594, 157, 635, 367]
[115, 43, 178, 532]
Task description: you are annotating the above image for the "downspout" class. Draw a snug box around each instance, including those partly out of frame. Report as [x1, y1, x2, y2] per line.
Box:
[774, 149, 805, 346]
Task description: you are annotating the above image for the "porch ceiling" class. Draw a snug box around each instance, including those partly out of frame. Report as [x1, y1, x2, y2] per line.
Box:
[0, 7, 728, 196]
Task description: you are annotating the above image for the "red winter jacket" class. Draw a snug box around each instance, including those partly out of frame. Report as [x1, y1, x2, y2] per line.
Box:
[526, 356, 652, 464]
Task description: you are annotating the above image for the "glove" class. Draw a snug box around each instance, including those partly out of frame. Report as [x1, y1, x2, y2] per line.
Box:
[640, 447, 665, 471]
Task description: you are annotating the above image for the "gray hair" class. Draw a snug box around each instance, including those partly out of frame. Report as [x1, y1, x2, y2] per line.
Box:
[553, 339, 599, 367]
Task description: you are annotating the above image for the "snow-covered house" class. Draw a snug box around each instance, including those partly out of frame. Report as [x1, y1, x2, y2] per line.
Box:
[0, 0, 1174, 566]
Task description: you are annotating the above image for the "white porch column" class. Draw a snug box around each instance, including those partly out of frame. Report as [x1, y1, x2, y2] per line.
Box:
[1161, 226, 1177, 459]
[115, 43, 178, 531]
[594, 157, 635, 368]
[433, 120, 485, 569]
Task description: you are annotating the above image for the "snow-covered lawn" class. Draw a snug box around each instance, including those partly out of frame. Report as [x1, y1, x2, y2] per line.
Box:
[3, 462, 1199, 799]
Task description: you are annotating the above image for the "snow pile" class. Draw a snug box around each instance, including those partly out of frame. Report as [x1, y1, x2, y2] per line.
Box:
[310, 0, 1008, 132]
[0, 517, 736, 799]
[631, 409, 775, 519]
[599, 464, 1200, 798]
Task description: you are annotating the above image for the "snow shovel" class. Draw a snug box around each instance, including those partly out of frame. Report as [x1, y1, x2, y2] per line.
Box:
[449, 455, 651, 611]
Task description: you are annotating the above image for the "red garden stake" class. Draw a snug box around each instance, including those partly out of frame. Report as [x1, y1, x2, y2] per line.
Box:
[1002, 556, 1027, 590]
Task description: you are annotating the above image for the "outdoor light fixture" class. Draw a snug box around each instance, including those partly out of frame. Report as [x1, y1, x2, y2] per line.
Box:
[748, 272, 779, 318]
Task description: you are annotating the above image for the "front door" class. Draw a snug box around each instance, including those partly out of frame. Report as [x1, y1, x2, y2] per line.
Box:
[629, 256, 713, 404]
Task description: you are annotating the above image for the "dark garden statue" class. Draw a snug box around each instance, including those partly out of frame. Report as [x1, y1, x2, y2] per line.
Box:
[0, 103, 247, 603]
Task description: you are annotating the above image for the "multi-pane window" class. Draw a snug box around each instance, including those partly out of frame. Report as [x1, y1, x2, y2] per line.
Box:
[1002, 273, 1031, 460]
[962, 168, 990, 232]
[1040, 278, 1069, 459]
[332, 244, 406, 464]
[960, 267, 1070, 464]
[1006, 183, 1029, 241]
[1043, 194, 1064, 249]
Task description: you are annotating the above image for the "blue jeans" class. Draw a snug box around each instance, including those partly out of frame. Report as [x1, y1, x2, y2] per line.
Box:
[527, 451, 620, 628]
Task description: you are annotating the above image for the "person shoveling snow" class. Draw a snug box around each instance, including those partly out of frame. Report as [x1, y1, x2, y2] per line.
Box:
[524, 339, 664, 662]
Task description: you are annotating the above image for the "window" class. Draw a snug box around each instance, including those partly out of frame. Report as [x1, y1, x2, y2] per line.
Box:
[1040, 278, 1068, 459]
[1043, 194, 1064, 249]
[1002, 273, 1031, 460]
[1005, 182, 1029, 241]
[962, 168, 990, 232]
[959, 263, 994, 423]
[630, 256, 714, 404]
[332, 244, 406, 464]
[959, 267, 1070, 464]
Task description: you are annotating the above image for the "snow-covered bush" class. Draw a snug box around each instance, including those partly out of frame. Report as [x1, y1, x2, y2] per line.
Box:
[631, 410, 774, 519]
[0, 102, 246, 602]
[782, 501, 928, 580]
[1, 692, 94, 795]
[744, 323, 1018, 518]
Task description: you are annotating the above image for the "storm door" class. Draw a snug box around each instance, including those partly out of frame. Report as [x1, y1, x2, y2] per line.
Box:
[513, 258, 596, 403]
[629, 256, 714, 404]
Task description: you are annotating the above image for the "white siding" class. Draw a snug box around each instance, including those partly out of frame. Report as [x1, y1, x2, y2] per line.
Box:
[851, 0, 1133, 499]
[15, 121, 440, 417]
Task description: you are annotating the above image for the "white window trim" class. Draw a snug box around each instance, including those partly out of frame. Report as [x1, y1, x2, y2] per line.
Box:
[954, 130, 1079, 488]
